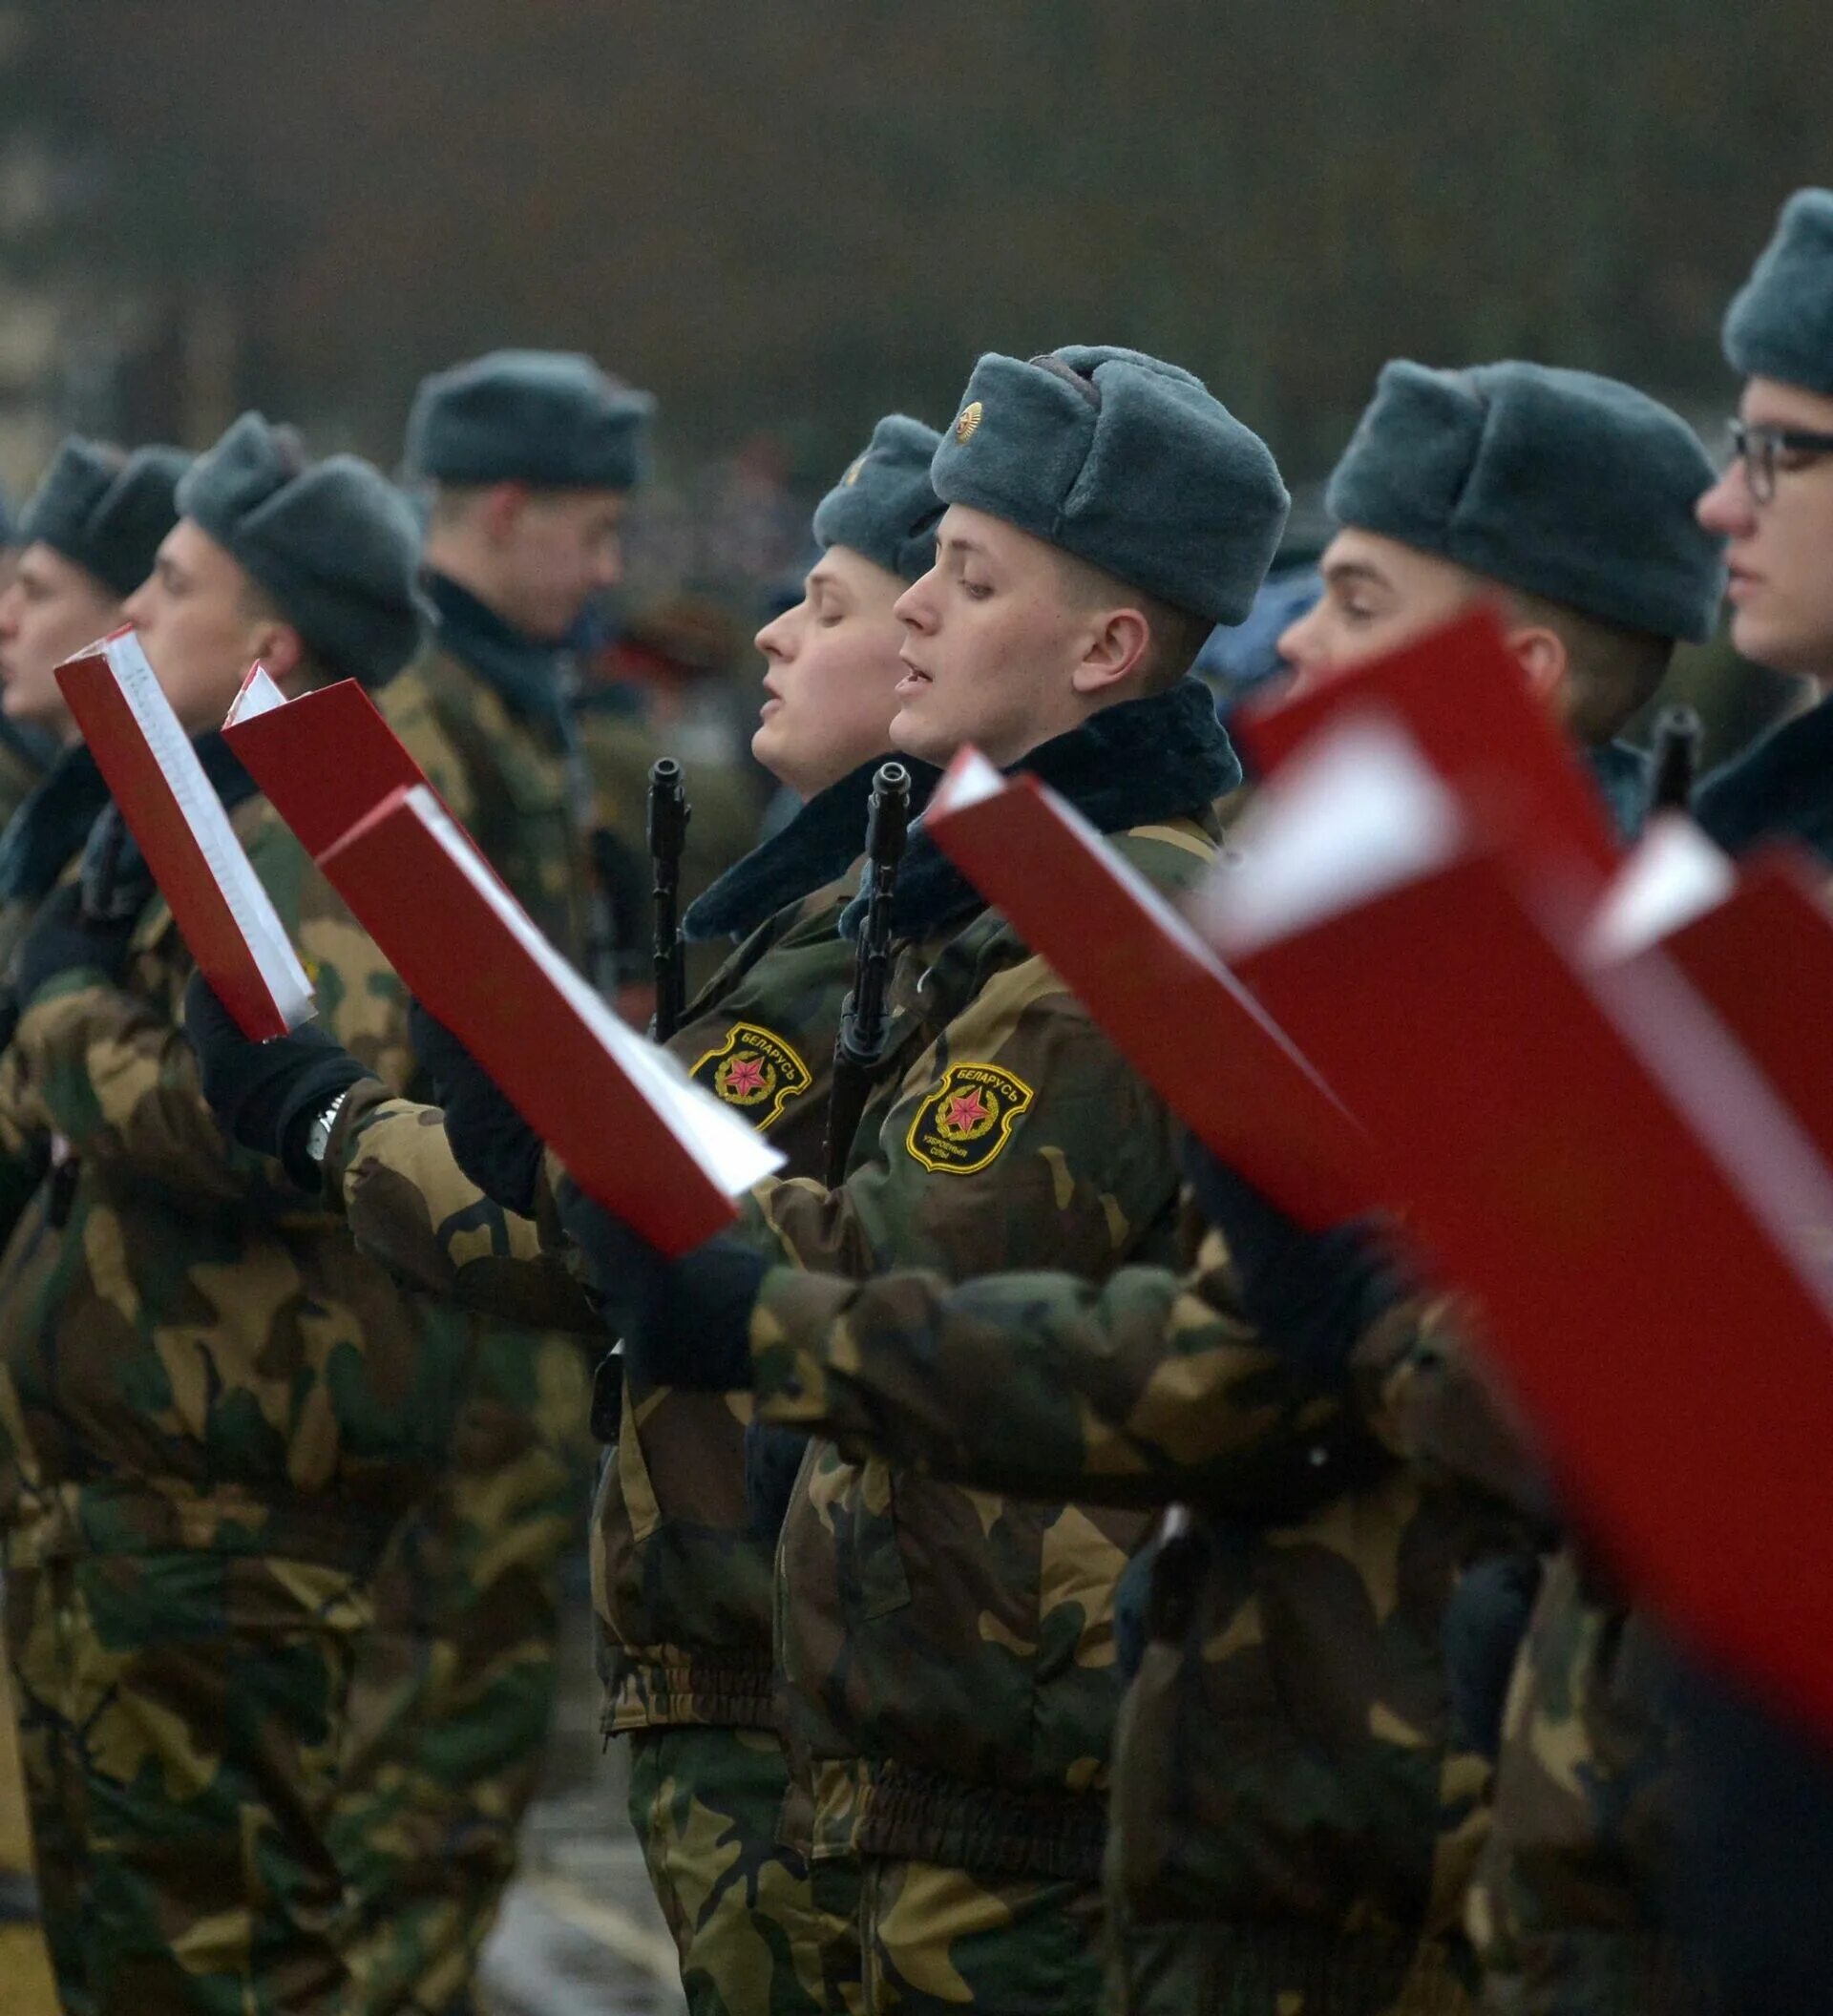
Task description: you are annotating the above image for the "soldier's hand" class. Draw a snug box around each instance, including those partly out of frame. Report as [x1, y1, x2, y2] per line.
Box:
[409, 999, 544, 1218]
[11, 881, 139, 1004]
[554, 1176, 765, 1389]
[184, 971, 375, 1189]
[1180, 1131, 1410, 1383]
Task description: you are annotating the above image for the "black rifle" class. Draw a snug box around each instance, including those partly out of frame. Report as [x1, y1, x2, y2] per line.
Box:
[824, 762, 911, 1186]
[1648, 704, 1704, 816]
[648, 757, 689, 1040]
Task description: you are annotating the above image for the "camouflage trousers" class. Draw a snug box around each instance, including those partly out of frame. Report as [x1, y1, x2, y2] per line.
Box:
[857, 1856, 1108, 2015]
[331, 1327, 593, 2016]
[1106, 1905, 1475, 2016]
[628, 1723, 862, 2016]
[6, 1545, 367, 2016]
[0, 1610, 59, 2016]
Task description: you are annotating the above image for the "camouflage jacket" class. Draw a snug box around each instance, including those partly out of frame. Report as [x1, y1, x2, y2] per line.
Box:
[0, 708, 488, 1579]
[744, 1222, 1499, 2000]
[721, 793, 1222, 1883]
[327, 680, 1237, 1880]
[594, 878, 855, 1732]
[412, 620, 589, 962]
[1374, 1312, 1700, 2015]
[327, 756, 924, 1732]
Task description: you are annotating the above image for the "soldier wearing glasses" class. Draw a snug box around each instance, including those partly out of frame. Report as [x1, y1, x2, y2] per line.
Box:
[1695, 187, 1833, 857]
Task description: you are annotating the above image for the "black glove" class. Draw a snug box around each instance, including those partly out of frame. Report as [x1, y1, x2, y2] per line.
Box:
[555, 1178, 767, 1389]
[1442, 1551, 1542, 1758]
[745, 1419, 810, 1541]
[11, 882, 139, 1005]
[184, 971, 375, 1189]
[408, 999, 543, 1218]
[1114, 1532, 1164, 1681]
[1181, 1133, 1408, 1385]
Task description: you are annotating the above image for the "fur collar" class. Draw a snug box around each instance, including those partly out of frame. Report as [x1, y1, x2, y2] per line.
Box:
[685, 754, 941, 942]
[1694, 693, 1833, 865]
[1585, 738, 1652, 844]
[0, 746, 108, 905]
[841, 676, 1240, 941]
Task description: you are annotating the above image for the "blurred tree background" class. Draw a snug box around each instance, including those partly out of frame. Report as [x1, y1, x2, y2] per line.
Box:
[0, 0, 1822, 741]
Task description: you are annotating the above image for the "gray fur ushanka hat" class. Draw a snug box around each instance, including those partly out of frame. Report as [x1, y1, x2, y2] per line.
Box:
[1723, 188, 1833, 397]
[1325, 360, 1725, 642]
[20, 439, 190, 599]
[405, 348, 655, 491]
[928, 345, 1290, 626]
[179, 412, 423, 687]
[811, 414, 943, 582]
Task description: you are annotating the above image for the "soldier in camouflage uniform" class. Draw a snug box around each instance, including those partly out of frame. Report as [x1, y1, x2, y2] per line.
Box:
[0, 437, 186, 2016]
[0, 442, 190, 972]
[595, 416, 942, 2016]
[583, 363, 1729, 2016]
[1409, 199, 1833, 2016]
[195, 413, 944, 2016]
[319, 350, 657, 2014]
[0, 411, 481, 2016]
[189, 346, 1288, 2013]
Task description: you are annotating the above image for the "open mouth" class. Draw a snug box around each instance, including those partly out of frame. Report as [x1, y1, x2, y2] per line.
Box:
[895, 661, 933, 695]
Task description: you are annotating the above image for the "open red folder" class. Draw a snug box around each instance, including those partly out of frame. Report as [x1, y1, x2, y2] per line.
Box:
[923, 747, 1379, 1227]
[1210, 716, 1833, 1734]
[1233, 606, 1621, 879]
[221, 665, 435, 861]
[315, 784, 780, 1254]
[1591, 824, 1833, 1166]
[54, 630, 313, 1039]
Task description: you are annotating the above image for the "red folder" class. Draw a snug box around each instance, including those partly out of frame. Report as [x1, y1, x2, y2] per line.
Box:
[1233, 607, 1621, 878]
[54, 630, 313, 1039]
[924, 749, 1379, 1226]
[315, 784, 779, 1254]
[1641, 847, 1833, 1169]
[222, 670, 433, 861]
[1217, 820, 1833, 1733]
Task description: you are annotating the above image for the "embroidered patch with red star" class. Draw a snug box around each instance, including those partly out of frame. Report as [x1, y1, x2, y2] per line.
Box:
[690, 1022, 813, 1131]
[905, 1062, 1035, 1176]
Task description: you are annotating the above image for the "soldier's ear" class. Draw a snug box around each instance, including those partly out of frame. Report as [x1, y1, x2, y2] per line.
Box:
[479, 481, 532, 546]
[1502, 618, 1570, 717]
[1069, 604, 1153, 698]
[254, 620, 310, 693]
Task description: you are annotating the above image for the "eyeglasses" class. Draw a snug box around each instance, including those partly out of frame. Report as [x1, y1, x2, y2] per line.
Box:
[1726, 419, 1833, 505]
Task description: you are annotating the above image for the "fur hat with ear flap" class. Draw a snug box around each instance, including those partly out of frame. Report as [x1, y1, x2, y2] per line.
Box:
[179, 412, 424, 688]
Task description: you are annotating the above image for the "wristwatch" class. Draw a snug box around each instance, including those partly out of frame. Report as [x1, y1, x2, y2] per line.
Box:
[306, 1090, 350, 1169]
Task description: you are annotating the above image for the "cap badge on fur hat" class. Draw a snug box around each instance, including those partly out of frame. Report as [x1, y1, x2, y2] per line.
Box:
[955, 402, 984, 443]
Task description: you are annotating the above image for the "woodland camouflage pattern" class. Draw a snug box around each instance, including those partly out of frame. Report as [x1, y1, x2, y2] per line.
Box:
[724, 817, 1218, 1887]
[333, 872, 860, 2016]
[1373, 1311, 1697, 2015]
[743, 1221, 1504, 2012]
[326, 811, 1226, 1991]
[320, 660, 602, 2014]
[0, 705, 486, 2012]
[412, 638, 590, 958]
[599, 876, 856, 1734]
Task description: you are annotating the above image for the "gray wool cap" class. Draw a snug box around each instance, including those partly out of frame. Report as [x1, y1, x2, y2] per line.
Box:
[179, 411, 424, 688]
[1325, 360, 1726, 643]
[1723, 188, 1833, 397]
[928, 346, 1290, 625]
[811, 414, 943, 582]
[19, 438, 190, 599]
[405, 348, 655, 491]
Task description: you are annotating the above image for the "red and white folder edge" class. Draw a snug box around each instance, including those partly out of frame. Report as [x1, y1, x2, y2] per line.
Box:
[925, 746, 1379, 1227]
[316, 784, 781, 1251]
[1207, 714, 1833, 1733]
[54, 629, 313, 1038]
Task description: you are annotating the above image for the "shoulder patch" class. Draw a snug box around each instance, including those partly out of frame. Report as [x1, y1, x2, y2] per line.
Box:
[691, 1022, 813, 1130]
[905, 1061, 1034, 1177]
